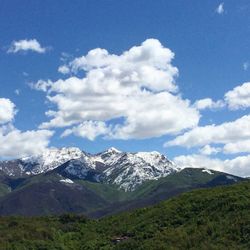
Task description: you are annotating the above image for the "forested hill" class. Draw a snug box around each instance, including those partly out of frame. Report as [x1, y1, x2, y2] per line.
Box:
[0, 180, 249, 249]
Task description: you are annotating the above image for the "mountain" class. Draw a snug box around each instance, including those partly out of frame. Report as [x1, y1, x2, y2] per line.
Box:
[0, 167, 244, 217]
[0, 147, 90, 177]
[0, 147, 245, 217]
[0, 147, 178, 191]
[88, 167, 245, 217]
[0, 181, 249, 249]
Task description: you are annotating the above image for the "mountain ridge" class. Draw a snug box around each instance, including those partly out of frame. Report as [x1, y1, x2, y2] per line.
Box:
[0, 147, 178, 191]
[0, 147, 246, 217]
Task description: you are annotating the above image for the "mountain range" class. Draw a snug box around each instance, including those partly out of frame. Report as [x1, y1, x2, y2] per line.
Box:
[0, 147, 245, 217]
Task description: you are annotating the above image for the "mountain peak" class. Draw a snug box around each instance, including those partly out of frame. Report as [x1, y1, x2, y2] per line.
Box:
[106, 147, 121, 154]
[20, 147, 86, 175]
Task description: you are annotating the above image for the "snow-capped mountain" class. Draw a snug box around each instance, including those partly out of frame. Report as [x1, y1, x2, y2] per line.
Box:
[0, 147, 178, 191]
[21, 147, 89, 175]
[0, 147, 91, 177]
[102, 151, 178, 191]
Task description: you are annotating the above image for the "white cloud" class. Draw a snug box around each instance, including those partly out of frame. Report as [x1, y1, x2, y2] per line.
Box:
[174, 154, 250, 177]
[61, 121, 110, 140]
[7, 39, 48, 54]
[15, 89, 20, 95]
[0, 98, 53, 158]
[0, 128, 54, 158]
[215, 3, 224, 14]
[199, 145, 221, 155]
[166, 115, 250, 148]
[63, 39, 179, 92]
[223, 140, 250, 154]
[0, 98, 16, 124]
[34, 39, 200, 140]
[30, 79, 53, 92]
[174, 154, 225, 172]
[243, 62, 249, 71]
[224, 82, 250, 110]
[110, 92, 199, 139]
[194, 98, 225, 110]
[58, 65, 70, 74]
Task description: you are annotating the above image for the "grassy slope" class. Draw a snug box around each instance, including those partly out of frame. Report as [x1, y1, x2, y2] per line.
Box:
[76, 180, 131, 202]
[129, 168, 222, 198]
[0, 181, 249, 250]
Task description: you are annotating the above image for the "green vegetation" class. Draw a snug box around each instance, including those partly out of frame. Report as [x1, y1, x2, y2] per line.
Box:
[0, 183, 10, 197]
[0, 181, 249, 249]
[128, 167, 222, 199]
[76, 180, 131, 202]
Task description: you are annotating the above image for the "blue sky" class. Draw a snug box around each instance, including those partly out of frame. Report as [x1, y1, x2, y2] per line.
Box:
[1, 0, 250, 176]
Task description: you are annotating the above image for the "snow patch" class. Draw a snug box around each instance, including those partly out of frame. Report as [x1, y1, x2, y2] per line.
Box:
[60, 178, 74, 184]
[226, 175, 237, 181]
[106, 147, 121, 154]
[202, 168, 214, 175]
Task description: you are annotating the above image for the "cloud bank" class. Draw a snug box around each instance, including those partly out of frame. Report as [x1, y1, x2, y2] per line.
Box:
[0, 127, 53, 158]
[174, 154, 250, 177]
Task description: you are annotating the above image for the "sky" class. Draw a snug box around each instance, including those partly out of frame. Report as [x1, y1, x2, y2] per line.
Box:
[1, 0, 250, 176]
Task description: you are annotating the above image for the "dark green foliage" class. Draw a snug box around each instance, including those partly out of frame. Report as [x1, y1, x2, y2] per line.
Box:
[0, 181, 249, 249]
[58, 213, 87, 224]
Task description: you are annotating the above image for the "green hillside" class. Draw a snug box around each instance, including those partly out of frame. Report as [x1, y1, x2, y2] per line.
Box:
[0, 167, 243, 217]
[0, 180, 249, 250]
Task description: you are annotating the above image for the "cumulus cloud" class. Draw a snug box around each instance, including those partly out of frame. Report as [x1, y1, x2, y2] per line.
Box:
[60, 39, 179, 92]
[110, 92, 199, 139]
[174, 154, 250, 177]
[0, 128, 54, 158]
[215, 3, 224, 14]
[174, 154, 225, 172]
[0, 98, 53, 158]
[34, 39, 200, 140]
[194, 98, 225, 110]
[7, 39, 48, 54]
[166, 115, 250, 148]
[58, 65, 70, 74]
[224, 82, 250, 110]
[61, 121, 110, 140]
[199, 145, 221, 155]
[223, 140, 250, 154]
[0, 98, 16, 124]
